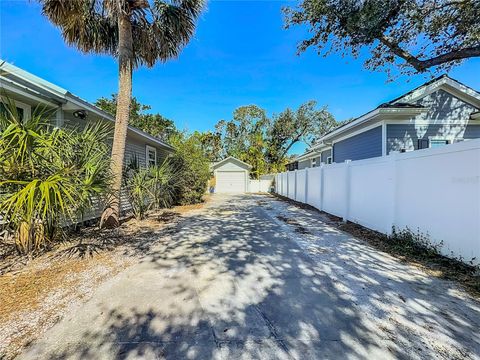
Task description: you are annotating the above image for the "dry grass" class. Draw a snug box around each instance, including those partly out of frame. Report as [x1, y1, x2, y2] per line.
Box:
[0, 197, 210, 360]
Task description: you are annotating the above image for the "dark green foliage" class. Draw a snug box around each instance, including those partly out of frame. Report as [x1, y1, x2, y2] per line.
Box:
[125, 159, 181, 220]
[169, 132, 210, 205]
[39, 0, 206, 68]
[284, 0, 480, 75]
[213, 102, 337, 176]
[0, 101, 112, 254]
[388, 226, 442, 259]
[95, 94, 179, 141]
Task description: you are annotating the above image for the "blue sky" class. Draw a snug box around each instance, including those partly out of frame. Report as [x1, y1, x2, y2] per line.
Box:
[1, 0, 479, 154]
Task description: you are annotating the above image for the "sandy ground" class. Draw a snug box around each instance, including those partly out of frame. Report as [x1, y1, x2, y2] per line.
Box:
[0, 201, 207, 360]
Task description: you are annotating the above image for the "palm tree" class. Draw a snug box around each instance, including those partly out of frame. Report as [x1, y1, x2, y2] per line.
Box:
[39, 0, 205, 227]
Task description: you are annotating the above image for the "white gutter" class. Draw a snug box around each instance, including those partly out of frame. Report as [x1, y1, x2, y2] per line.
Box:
[314, 107, 427, 145]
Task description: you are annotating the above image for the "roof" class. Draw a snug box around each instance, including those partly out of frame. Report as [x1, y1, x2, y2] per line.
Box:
[310, 74, 480, 151]
[0, 60, 174, 151]
[211, 156, 252, 170]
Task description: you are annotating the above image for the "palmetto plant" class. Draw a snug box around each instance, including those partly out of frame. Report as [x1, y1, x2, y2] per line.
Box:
[39, 0, 206, 228]
[0, 102, 112, 254]
[125, 159, 181, 220]
[147, 159, 181, 210]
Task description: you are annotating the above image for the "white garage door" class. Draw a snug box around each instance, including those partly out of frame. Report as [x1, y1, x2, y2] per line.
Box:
[216, 171, 246, 193]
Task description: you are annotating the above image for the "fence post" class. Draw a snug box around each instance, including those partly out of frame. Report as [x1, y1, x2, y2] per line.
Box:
[294, 170, 298, 201]
[388, 152, 398, 234]
[305, 168, 309, 204]
[286, 171, 289, 198]
[343, 160, 352, 222]
[319, 164, 324, 211]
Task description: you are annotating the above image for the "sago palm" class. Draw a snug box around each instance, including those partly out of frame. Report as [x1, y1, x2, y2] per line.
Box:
[39, 0, 205, 227]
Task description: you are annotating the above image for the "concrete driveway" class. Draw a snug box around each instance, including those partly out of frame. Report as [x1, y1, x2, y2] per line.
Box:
[20, 194, 480, 359]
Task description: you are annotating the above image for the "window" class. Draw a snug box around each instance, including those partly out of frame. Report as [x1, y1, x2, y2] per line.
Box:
[146, 145, 157, 167]
[418, 139, 429, 150]
[430, 139, 449, 148]
[0, 101, 31, 122]
[311, 158, 317, 167]
[326, 156, 332, 164]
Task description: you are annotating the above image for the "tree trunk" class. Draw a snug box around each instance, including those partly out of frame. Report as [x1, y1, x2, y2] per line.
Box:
[100, 10, 133, 228]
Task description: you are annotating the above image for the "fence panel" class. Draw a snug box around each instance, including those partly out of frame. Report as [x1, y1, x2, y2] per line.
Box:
[349, 157, 394, 234]
[322, 164, 347, 218]
[271, 139, 480, 265]
[306, 167, 322, 210]
[295, 169, 307, 203]
[394, 142, 480, 263]
[287, 171, 296, 200]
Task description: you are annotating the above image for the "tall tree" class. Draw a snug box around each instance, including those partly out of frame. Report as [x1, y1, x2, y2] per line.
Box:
[215, 105, 269, 178]
[96, 94, 179, 141]
[40, 0, 205, 227]
[267, 100, 336, 166]
[283, 0, 480, 75]
[197, 131, 223, 162]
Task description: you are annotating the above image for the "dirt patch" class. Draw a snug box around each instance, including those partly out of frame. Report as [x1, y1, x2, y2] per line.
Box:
[0, 199, 209, 360]
[276, 215, 310, 235]
[272, 193, 480, 297]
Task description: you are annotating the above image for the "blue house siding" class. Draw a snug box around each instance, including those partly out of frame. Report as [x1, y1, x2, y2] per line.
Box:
[387, 123, 480, 153]
[333, 126, 382, 163]
[464, 124, 480, 139]
[320, 149, 332, 163]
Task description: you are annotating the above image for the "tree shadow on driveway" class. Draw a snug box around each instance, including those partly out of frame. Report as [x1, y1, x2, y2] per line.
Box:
[20, 194, 480, 359]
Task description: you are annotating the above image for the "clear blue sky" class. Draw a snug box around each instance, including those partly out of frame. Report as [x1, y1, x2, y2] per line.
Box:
[1, 1, 479, 154]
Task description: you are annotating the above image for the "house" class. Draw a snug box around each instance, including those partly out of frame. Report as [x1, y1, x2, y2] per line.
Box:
[211, 156, 252, 193]
[293, 75, 480, 167]
[0, 61, 175, 215]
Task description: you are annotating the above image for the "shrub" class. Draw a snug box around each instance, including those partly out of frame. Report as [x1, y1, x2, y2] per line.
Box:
[0, 102, 112, 254]
[147, 160, 181, 210]
[126, 168, 151, 220]
[168, 132, 210, 205]
[125, 159, 181, 220]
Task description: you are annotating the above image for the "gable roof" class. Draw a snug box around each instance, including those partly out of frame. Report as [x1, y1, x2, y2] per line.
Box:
[211, 156, 252, 170]
[310, 74, 480, 151]
[0, 60, 174, 151]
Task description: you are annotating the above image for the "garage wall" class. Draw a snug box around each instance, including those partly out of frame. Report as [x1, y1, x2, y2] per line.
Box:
[213, 160, 250, 193]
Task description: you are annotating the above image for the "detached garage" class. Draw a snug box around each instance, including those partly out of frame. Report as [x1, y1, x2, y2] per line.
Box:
[211, 156, 252, 193]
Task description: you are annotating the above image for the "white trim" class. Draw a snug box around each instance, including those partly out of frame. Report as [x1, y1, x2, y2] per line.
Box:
[0, 78, 61, 107]
[55, 107, 64, 128]
[211, 156, 252, 170]
[1, 97, 31, 121]
[381, 121, 387, 156]
[146, 145, 157, 168]
[398, 78, 480, 108]
[318, 108, 427, 144]
[296, 150, 320, 162]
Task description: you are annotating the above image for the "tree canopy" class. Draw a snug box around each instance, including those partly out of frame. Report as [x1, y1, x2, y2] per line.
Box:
[283, 0, 480, 75]
[95, 94, 179, 141]
[210, 102, 337, 177]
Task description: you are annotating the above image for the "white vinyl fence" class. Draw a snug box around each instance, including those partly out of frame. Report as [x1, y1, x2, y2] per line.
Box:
[249, 179, 272, 193]
[275, 139, 480, 265]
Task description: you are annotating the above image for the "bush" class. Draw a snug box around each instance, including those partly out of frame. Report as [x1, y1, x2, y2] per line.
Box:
[168, 133, 210, 205]
[125, 159, 181, 220]
[0, 102, 112, 254]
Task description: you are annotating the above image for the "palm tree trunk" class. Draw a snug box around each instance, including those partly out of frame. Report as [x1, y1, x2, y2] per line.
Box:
[101, 10, 133, 228]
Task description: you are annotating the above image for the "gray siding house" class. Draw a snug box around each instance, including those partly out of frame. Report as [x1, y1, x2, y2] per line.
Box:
[0, 61, 174, 216]
[293, 75, 480, 167]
